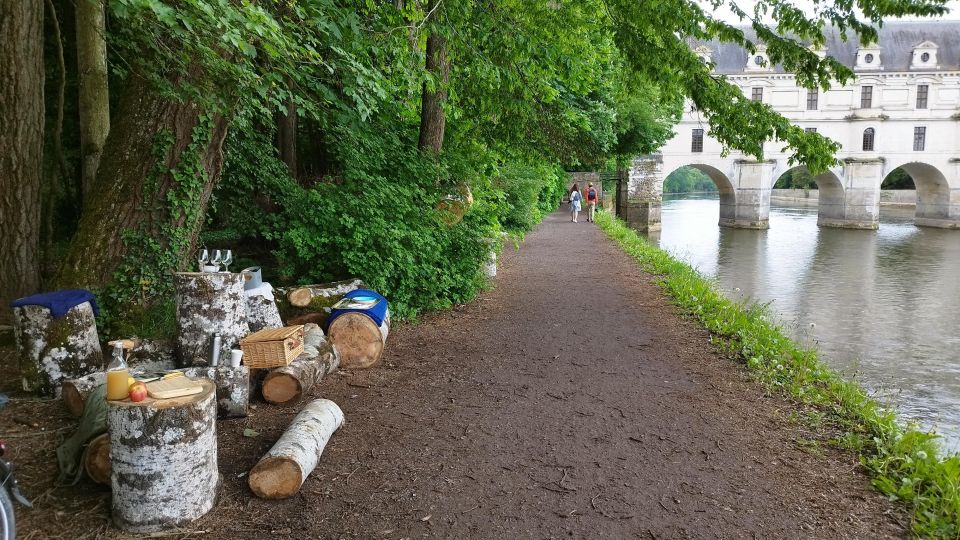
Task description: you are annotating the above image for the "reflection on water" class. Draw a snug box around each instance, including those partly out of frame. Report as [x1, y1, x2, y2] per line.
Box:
[653, 194, 960, 452]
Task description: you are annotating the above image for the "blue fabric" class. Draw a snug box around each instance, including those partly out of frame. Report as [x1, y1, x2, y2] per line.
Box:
[10, 289, 100, 319]
[328, 289, 389, 328]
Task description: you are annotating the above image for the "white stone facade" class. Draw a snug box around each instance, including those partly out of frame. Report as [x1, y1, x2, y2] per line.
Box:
[632, 22, 960, 230]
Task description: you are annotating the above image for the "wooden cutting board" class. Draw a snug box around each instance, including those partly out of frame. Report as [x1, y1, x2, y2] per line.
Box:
[146, 376, 204, 399]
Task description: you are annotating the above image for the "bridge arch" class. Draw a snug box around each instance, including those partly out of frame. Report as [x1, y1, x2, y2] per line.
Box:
[771, 165, 845, 226]
[662, 163, 738, 227]
[885, 161, 954, 225]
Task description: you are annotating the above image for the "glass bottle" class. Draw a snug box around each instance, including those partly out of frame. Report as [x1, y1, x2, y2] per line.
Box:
[106, 344, 130, 401]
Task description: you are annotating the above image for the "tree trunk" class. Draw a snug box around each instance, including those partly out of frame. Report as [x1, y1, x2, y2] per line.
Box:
[182, 366, 250, 418]
[62, 371, 106, 417]
[327, 310, 390, 369]
[12, 301, 104, 396]
[245, 283, 283, 332]
[75, 0, 110, 204]
[174, 272, 249, 367]
[83, 433, 111, 486]
[417, 0, 449, 154]
[108, 379, 219, 532]
[248, 398, 344, 499]
[275, 278, 367, 327]
[262, 324, 339, 405]
[55, 73, 229, 295]
[0, 1, 44, 324]
[276, 97, 297, 176]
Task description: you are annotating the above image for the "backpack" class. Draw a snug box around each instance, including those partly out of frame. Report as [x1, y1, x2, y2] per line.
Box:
[587, 188, 597, 201]
[571, 191, 581, 202]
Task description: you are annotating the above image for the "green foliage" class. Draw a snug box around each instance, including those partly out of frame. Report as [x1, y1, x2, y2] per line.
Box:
[883, 168, 916, 189]
[774, 167, 817, 189]
[664, 167, 718, 194]
[596, 210, 960, 538]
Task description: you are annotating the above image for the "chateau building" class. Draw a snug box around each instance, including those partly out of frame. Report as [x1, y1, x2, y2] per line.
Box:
[626, 21, 960, 230]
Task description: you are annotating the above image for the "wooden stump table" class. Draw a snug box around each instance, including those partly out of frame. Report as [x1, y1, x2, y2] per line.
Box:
[107, 379, 219, 533]
[175, 272, 249, 367]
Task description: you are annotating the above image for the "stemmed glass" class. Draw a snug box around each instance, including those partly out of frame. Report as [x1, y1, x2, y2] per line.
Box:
[197, 248, 209, 272]
[210, 250, 223, 272]
[222, 250, 234, 273]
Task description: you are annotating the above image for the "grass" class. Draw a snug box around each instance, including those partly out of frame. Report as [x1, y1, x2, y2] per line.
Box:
[595, 210, 960, 539]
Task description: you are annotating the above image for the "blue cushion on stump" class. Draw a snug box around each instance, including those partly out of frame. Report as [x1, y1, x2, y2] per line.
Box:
[10, 289, 100, 319]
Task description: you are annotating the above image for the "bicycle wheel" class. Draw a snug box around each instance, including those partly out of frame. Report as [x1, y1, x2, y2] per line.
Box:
[0, 486, 14, 540]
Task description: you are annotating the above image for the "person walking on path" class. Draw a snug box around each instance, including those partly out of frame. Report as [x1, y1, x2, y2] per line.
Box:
[569, 183, 582, 222]
[585, 182, 598, 222]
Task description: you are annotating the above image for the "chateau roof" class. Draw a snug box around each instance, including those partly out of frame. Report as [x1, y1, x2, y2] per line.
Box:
[697, 21, 960, 73]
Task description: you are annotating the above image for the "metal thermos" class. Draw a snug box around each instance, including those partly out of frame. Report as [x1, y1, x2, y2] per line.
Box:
[210, 333, 222, 366]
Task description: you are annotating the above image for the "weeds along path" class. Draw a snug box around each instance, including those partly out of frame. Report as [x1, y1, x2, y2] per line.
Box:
[259, 209, 906, 539]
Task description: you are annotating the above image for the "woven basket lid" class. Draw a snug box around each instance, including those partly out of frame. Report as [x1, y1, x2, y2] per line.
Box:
[241, 325, 303, 344]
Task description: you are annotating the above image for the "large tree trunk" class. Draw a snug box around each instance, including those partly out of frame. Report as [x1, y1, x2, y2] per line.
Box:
[55, 72, 229, 293]
[0, 1, 44, 324]
[75, 0, 110, 204]
[276, 97, 297, 176]
[417, 0, 449, 154]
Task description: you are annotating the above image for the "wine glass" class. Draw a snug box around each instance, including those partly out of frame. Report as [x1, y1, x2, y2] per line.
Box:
[222, 250, 234, 273]
[210, 250, 223, 272]
[197, 248, 209, 272]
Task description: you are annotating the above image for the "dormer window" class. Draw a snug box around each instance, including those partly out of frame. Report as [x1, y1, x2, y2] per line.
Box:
[754, 55, 765, 66]
[911, 41, 939, 69]
[745, 44, 772, 72]
[694, 45, 714, 69]
[855, 45, 882, 70]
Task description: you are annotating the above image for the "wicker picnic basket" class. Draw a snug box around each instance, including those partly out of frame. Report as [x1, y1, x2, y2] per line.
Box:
[239, 325, 304, 368]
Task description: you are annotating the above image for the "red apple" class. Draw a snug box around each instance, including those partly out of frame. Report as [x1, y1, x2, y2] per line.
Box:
[129, 382, 148, 402]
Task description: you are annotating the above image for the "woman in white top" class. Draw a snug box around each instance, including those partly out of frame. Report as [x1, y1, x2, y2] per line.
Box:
[569, 183, 582, 222]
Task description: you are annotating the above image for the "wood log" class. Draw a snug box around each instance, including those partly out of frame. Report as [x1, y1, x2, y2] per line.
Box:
[12, 301, 104, 396]
[62, 343, 177, 417]
[182, 366, 250, 418]
[108, 379, 219, 533]
[262, 324, 339, 405]
[174, 272, 249, 367]
[245, 283, 283, 332]
[274, 278, 366, 326]
[248, 398, 344, 499]
[327, 310, 390, 369]
[83, 433, 110, 486]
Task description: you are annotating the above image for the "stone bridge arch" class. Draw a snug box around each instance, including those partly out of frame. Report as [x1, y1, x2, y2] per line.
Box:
[884, 160, 960, 228]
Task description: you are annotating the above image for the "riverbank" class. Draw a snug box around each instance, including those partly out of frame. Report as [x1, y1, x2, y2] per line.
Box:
[595, 210, 960, 537]
[770, 189, 917, 208]
[1, 209, 918, 538]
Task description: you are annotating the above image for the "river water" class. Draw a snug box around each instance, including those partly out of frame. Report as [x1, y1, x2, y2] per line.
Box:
[651, 194, 960, 452]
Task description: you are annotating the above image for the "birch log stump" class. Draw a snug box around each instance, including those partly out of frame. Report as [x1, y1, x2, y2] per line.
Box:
[12, 302, 104, 396]
[108, 379, 219, 533]
[83, 433, 111, 486]
[275, 279, 367, 327]
[175, 272, 249, 367]
[245, 283, 283, 332]
[248, 399, 344, 499]
[262, 324, 339, 405]
[182, 366, 250, 418]
[327, 310, 390, 369]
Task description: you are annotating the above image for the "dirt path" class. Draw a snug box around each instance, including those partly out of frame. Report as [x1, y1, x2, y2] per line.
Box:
[4, 210, 907, 538]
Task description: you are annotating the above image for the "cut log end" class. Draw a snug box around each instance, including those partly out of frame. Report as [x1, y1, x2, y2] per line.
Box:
[261, 372, 302, 405]
[328, 312, 384, 369]
[288, 288, 313, 308]
[62, 383, 86, 418]
[249, 457, 303, 499]
[83, 433, 111, 486]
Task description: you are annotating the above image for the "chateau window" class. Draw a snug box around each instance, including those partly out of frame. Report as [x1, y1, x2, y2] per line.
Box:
[864, 53, 874, 64]
[860, 86, 873, 108]
[862, 128, 875, 151]
[751, 87, 763, 102]
[692, 129, 704, 153]
[916, 85, 929, 109]
[804, 127, 817, 133]
[806, 89, 818, 110]
[754, 55, 765, 66]
[921, 52, 930, 62]
[914, 127, 926, 151]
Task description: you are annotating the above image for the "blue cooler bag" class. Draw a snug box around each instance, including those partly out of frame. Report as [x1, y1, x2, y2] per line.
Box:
[327, 289, 389, 330]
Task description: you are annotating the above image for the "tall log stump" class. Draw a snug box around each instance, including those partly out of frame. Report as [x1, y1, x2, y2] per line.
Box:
[182, 366, 250, 418]
[327, 310, 389, 369]
[245, 283, 283, 332]
[175, 272, 249, 367]
[248, 398, 344, 499]
[12, 301, 103, 396]
[262, 324, 339, 405]
[108, 379, 219, 533]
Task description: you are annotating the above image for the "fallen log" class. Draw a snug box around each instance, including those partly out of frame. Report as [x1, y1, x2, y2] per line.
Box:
[174, 272, 249, 367]
[262, 324, 339, 405]
[82, 433, 110, 486]
[108, 379, 219, 532]
[248, 398, 344, 499]
[327, 310, 390, 369]
[62, 372, 106, 418]
[274, 278, 367, 327]
[12, 300, 104, 396]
